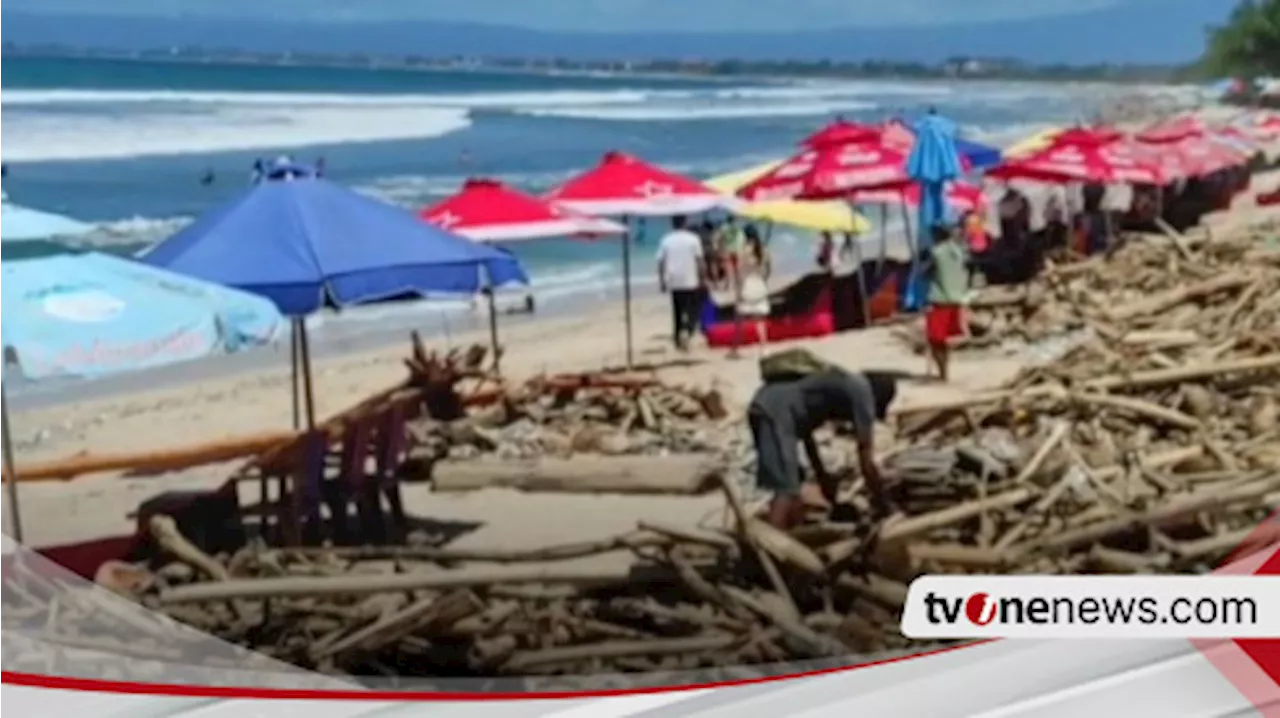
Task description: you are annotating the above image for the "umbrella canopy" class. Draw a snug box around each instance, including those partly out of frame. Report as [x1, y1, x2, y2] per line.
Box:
[907, 113, 965, 185]
[1005, 127, 1066, 158]
[800, 119, 881, 148]
[421, 178, 626, 242]
[1172, 136, 1249, 176]
[142, 178, 528, 315]
[736, 140, 918, 203]
[1137, 114, 1208, 144]
[851, 181, 987, 213]
[545, 151, 735, 217]
[904, 111, 965, 312]
[1213, 125, 1262, 154]
[1, 193, 94, 243]
[879, 119, 1003, 169]
[1053, 126, 1126, 146]
[988, 141, 1165, 185]
[2, 252, 284, 382]
[705, 161, 871, 234]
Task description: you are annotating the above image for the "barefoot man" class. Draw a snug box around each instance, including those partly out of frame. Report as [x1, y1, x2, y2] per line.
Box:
[748, 353, 903, 531]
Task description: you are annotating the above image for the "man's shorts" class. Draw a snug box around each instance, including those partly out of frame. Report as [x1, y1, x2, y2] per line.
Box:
[747, 395, 801, 497]
[925, 304, 964, 346]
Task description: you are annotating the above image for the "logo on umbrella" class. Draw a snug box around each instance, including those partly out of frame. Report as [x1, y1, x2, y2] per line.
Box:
[636, 180, 674, 198]
[41, 288, 126, 324]
[431, 211, 462, 229]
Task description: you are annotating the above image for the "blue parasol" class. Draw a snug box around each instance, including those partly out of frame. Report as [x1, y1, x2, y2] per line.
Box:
[904, 111, 964, 312]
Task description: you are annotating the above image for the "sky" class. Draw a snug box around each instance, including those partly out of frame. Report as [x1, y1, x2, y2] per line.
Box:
[2, 0, 1164, 33]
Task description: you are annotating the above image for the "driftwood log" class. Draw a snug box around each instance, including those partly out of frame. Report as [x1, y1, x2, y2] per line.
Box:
[430, 455, 723, 495]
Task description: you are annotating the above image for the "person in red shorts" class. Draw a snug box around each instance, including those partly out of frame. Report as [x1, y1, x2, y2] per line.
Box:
[921, 222, 970, 382]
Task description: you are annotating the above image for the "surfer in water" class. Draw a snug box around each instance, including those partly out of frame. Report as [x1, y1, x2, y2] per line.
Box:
[200, 168, 216, 186]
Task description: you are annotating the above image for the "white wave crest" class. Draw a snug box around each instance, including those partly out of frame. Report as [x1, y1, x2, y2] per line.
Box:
[2, 102, 472, 162]
[516, 101, 877, 122]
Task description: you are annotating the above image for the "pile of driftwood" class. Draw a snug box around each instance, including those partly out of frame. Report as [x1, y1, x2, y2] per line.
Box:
[53, 477, 931, 681]
[897, 225, 1280, 352]
[435, 374, 730, 461]
[402, 351, 737, 495]
[841, 227, 1279, 574]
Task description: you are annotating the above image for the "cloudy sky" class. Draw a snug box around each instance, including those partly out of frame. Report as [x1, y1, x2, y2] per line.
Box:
[3, 0, 1168, 32]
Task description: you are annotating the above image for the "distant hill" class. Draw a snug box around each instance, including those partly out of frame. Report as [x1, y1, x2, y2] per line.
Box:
[1, 1, 1227, 66]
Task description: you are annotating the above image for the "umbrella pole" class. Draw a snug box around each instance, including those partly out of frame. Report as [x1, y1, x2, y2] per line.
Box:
[298, 319, 318, 431]
[877, 205, 889, 273]
[290, 322, 301, 430]
[2, 389, 24, 543]
[849, 233, 872, 328]
[622, 217, 635, 369]
[486, 288, 501, 376]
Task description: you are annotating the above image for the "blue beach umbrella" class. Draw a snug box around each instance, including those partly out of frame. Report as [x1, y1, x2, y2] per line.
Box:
[904, 111, 964, 312]
[143, 177, 528, 427]
[0, 251, 286, 535]
[1, 193, 94, 243]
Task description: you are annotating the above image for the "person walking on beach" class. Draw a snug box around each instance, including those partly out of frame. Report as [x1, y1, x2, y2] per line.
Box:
[748, 351, 902, 531]
[921, 222, 969, 383]
[656, 215, 706, 352]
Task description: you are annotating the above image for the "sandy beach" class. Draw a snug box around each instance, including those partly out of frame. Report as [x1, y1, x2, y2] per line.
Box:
[6, 152, 1280, 555]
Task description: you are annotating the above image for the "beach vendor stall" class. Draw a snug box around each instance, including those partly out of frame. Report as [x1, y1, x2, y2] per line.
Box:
[738, 119, 975, 314]
[705, 162, 886, 344]
[545, 151, 738, 368]
[142, 177, 527, 433]
[420, 178, 625, 372]
[988, 129, 1167, 256]
[1, 253, 286, 542]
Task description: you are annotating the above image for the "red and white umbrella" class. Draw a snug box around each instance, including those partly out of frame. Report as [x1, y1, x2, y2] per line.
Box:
[545, 151, 735, 368]
[1053, 125, 1126, 146]
[800, 118, 881, 148]
[545, 151, 735, 217]
[1172, 137, 1249, 176]
[989, 140, 1166, 185]
[737, 140, 920, 202]
[850, 181, 987, 213]
[1136, 114, 1208, 144]
[421, 178, 625, 242]
[740, 137, 976, 203]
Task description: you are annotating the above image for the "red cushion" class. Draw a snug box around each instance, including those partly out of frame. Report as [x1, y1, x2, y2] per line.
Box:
[704, 312, 835, 348]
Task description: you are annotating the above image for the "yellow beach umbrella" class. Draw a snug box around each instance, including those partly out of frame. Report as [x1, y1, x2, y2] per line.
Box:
[706, 161, 871, 234]
[1004, 127, 1065, 158]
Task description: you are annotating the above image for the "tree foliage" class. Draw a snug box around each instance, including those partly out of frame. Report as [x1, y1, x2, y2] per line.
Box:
[1203, 0, 1280, 78]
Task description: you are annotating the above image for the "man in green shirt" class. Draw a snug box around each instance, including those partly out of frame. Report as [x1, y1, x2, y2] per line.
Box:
[921, 222, 970, 382]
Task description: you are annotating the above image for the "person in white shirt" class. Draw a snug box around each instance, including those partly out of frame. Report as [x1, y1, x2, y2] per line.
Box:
[656, 215, 706, 351]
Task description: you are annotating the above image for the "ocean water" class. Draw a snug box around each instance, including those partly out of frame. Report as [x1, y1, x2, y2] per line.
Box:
[0, 56, 1195, 348]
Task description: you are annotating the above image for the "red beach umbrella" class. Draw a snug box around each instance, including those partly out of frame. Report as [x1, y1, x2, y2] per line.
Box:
[800, 118, 881, 148]
[1171, 136, 1249, 177]
[737, 140, 917, 202]
[544, 151, 735, 368]
[739, 138, 974, 203]
[988, 140, 1165, 185]
[1052, 125, 1125, 146]
[421, 178, 625, 242]
[851, 180, 987, 213]
[1137, 114, 1209, 144]
[878, 119, 918, 153]
[545, 151, 734, 217]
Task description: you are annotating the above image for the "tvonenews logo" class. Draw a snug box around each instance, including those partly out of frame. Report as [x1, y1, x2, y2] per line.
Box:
[900, 576, 1280, 639]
